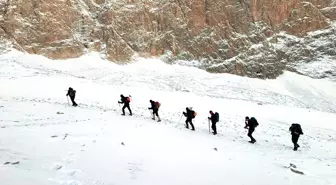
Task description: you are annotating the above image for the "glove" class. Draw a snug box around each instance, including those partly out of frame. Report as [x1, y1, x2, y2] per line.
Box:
[208, 117, 211, 120]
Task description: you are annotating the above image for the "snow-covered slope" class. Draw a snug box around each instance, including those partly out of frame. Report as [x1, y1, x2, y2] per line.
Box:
[0, 50, 336, 185]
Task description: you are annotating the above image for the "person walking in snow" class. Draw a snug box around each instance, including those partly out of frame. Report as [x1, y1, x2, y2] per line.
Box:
[208, 111, 219, 135]
[66, 87, 77, 107]
[148, 100, 161, 122]
[245, 116, 258, 143]
[183, 107, 196, 131]
[289, 123, 303, 151]
[118, 94, 132, 116]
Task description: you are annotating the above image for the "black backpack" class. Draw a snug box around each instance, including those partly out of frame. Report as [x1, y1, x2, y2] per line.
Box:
[214, 112, 219, 122]
[290, 123, 303, 134]
[250, 117, 259, 127]
[69, 88, 76, 96]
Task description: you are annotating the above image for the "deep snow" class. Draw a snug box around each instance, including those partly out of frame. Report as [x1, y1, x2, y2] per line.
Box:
[0, 50, 336, 185]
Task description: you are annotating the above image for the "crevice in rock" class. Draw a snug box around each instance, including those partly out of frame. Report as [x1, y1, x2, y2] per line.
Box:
[111, 26, 136, 53]
[175, 0, 186, 22]
[0, 25, 25, 51]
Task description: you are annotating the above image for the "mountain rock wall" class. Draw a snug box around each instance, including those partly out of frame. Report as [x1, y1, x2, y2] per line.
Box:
[0, 0, 335, 79]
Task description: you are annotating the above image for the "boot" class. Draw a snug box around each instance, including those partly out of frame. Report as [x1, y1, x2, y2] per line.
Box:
[249, 139, 256, 143]
[293, 144, 300, 151]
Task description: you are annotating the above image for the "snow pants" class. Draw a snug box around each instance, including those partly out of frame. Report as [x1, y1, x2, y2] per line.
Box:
[248, 128, 256, 142]
[70, 96, 77, 106]
[211, 121, 217, 135]
[122, 104, 132, 115]
[185, 118, 195, 130]
[292, 134, 300, 149]
[152, 108, 161, 120]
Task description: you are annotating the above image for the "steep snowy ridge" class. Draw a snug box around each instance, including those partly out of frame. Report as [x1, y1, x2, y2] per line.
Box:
[0, 51, 336, 185]
[207, 21, 336, 81]
[273, 22, 336, 81]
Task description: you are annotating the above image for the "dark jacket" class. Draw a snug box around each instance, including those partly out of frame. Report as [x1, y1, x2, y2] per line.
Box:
[118, 95, 130, 105]
[66, 88, 76, 97]
[289, 124, 303, 135]
[209, 114, 217, 123]
[149, 100, 158, 110]
[183, 108, 194, 119]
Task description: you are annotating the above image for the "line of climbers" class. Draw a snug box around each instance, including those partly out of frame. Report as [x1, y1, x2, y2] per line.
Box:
[66, 87, 304, 151]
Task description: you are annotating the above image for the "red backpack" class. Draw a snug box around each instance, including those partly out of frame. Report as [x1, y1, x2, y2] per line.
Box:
[126, 97, 131, 102]
[155, 101, 161, 108]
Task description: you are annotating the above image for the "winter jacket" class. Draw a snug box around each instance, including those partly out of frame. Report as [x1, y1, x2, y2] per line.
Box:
[183, 109, 194, 119]
[209, 114, 217, 123]
[289, 124, 303, 135]
[119, 96, 130, 105]
[149, 101, 158, 110]
[66, 88, 76, 97]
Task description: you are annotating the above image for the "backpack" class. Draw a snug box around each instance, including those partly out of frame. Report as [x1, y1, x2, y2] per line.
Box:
[251, 117, 258, 127]
[126, 97, 131, 102]
[155, 101, 161, 108]
[290, 123, 303, 134]
[192, 111, 197, 118]
[214, 112, 219, 122]
[69, 89, 76, 97]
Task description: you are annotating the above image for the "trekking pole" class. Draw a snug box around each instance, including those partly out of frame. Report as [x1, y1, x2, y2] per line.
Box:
[177, 114, 183, 124]
[208, 119, 210, 134]
[66, 96, 70, 106]
[148, 109, 152, 118]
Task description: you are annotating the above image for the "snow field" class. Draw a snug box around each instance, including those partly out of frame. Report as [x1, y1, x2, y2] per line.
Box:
[0, 50, 336, 185]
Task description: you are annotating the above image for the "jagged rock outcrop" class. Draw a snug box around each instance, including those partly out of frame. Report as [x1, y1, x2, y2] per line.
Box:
[0, 0, 335, 79]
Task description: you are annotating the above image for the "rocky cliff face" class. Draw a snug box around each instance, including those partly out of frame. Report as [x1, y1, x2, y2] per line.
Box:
[0, 0, 335, 79]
